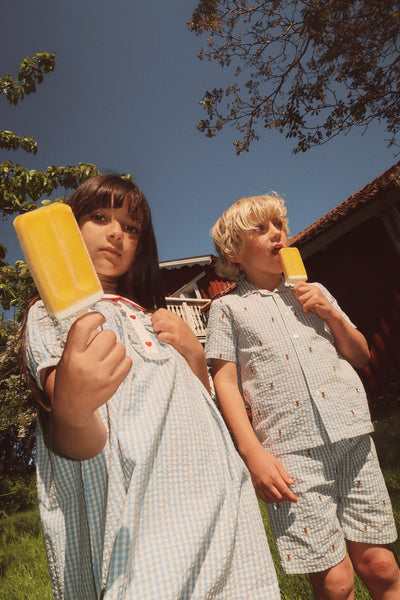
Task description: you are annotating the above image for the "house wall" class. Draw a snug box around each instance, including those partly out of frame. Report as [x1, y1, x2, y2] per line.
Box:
[302, 215, 400, 401]
[160, 262, 231, 299]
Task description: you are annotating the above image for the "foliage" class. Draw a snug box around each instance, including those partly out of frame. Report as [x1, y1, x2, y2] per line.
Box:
[0, 53, 99, 489]
[0, 321, 36, 482]
[189, 0, 400, 154]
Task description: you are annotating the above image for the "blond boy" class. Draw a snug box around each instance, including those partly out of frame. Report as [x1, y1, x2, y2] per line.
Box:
[206, 193, 399, 600]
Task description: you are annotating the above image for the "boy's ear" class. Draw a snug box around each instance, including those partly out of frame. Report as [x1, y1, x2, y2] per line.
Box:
[227, 254, 241, 264]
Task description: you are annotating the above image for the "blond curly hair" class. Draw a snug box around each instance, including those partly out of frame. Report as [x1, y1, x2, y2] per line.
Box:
[212, 193, 289, 281]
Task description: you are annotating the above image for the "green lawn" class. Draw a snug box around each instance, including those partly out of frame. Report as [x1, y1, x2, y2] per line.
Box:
[1, 414, 399, 599]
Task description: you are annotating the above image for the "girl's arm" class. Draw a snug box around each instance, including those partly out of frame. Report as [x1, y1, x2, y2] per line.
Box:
[151, 308, 211, 394]
[212, 358, 298, 504]
[293, 282, 370, 369]
[41, 311, 132, 460]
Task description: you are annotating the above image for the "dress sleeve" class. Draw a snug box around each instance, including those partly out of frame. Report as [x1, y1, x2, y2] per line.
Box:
[25, 301, 72, 390]
[205, 298, 238, 363]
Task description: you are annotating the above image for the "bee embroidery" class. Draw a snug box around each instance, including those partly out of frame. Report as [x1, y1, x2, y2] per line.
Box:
[221, 314, 225, 319]
[219, 353, 222, 359]
[270, 382, 274, 389]
[309, 347, 313, 353]
[350, 409, 355, 416]
[271, 317, 275, 322]
[355, 388, 359, 393]
[285, 354, 289, 360]
[295, 400, 300, 407]
[303, 527, 308, 534]
[244, 306, 247, 310]
[364, 525, 368, 532]
[287, 555, 291, 562]
[307, 449, 312, 457]
[383, 500, 386, 506]
[259, 340, 263, 346]
[318, 495, 322, 502]
[278, 430, 282, 437]
[321, 392, 326, 398]
[356, 480, 361, 487]
[332, 544, 335, 552]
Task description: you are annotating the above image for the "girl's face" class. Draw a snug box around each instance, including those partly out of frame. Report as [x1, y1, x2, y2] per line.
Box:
[79, 199, 141, 294]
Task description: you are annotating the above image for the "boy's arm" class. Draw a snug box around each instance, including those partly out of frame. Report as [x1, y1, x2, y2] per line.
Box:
[151, 308, 211, 393]
[212, 358, 298, 504]
[294, 283, 370, 369]
[41, 312, 132, 460]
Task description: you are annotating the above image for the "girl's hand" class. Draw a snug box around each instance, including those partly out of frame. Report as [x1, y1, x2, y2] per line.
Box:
[43, 311, 132, 458]
[151, 308, 200, 359]
[151, 308, 211, 392]
[246, 445, 298, 504]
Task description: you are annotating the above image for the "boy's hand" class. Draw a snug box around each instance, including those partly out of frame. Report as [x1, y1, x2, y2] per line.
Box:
[246, 445, 298, 504]
[293, 282, 334, 320]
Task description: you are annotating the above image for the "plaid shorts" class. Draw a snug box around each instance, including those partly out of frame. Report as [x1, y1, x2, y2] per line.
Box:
[266, 434, 398, 573]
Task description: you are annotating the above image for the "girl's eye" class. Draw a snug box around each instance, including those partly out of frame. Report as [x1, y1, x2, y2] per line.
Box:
[91, 213, 107, 223]
[273, 220, 283, 230]
[125, 224, 140, 235]
[254, 225, 265, 232]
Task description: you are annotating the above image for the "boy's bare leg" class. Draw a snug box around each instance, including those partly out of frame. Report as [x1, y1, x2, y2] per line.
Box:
[348, 541, 400, 600]
[309, 554, 354, 600]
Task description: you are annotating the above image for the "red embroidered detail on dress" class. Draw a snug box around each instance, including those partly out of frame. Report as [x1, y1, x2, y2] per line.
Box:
[146, 341, 152, 347]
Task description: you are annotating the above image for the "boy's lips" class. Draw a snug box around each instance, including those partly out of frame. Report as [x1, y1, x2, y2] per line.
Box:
[272, 244, 283, 256]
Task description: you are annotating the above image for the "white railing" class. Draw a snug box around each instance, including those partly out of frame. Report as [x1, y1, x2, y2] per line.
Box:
[165, 297, 209, 340]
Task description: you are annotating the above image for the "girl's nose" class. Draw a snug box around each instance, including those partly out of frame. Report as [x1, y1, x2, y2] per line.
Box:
[106, 218, 123, 239]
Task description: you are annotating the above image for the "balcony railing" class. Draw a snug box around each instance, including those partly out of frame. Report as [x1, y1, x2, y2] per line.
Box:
[165, 297, 209, 341]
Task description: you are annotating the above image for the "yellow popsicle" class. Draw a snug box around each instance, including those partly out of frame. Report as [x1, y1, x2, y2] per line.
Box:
[14, 203, 103, 320]
[279, 247, 308, 284]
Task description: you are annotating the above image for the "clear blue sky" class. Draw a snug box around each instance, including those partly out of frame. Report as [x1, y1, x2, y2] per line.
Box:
[1, 0, 398, 265]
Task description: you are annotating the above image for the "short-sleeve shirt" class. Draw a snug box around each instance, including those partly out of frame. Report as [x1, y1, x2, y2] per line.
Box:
[25, 296, 281, 600]
[205, 278, 373, 455]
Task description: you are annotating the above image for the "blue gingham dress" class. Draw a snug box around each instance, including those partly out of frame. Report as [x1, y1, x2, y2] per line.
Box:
[25, 297, 281, 600]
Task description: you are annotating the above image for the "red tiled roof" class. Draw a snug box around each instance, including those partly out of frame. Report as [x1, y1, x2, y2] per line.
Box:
[290, 162, 400, 247]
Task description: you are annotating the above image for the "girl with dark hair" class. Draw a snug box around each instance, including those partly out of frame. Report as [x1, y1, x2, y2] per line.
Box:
[21, 175, 281, 600]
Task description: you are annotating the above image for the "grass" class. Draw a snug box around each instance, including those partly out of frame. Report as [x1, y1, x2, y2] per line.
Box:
[0, 510, 52, 600]
[1, 413, 399, 599]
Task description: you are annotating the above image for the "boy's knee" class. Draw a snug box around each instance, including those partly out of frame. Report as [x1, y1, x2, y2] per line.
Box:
[310, 556, 354, 599]
[354, 547, 399, 587]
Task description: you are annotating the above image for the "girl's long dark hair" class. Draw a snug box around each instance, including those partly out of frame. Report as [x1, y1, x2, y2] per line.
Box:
[68, 174, 166, 310]
[19, 175, 166, 441]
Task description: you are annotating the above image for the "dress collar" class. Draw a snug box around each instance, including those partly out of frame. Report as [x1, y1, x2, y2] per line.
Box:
[102, 294, 147, 312]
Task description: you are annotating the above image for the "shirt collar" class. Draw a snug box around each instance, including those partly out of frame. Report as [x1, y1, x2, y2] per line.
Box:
[237, 276, 292, 297]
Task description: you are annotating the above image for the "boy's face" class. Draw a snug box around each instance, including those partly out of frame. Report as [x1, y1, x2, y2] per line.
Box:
[234, 217, 288, 288]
